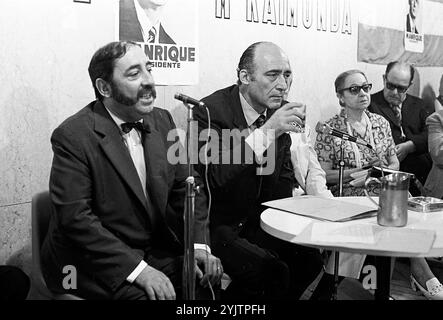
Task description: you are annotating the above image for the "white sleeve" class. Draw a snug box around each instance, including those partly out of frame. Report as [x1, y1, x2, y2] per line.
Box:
[126, 260, 148, 283]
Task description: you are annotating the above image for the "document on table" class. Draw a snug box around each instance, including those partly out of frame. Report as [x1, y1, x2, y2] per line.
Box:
[350, 169, 369, 187]
[307, 222, 436, 253]
[261, 208, 313, 239]
[311, 223, 376, 244]
[262, 196, 377, 222]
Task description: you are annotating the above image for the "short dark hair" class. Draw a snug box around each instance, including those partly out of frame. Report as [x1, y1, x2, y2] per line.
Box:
[88, 41, 139, 101]
[236, 42, 268, 85]
[334, 69, 368, 93]
[385, 61, 415, 85]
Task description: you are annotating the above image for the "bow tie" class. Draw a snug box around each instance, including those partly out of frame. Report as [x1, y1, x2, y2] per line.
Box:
[120, 121, 150, 134]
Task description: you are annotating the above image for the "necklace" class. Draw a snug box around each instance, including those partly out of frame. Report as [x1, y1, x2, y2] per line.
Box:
[345, 112, 375, 168]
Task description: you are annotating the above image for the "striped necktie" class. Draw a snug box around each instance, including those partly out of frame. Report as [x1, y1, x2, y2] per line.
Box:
[392, 105, 402, 125]
[148, 26, 156, 43]
[254, 114, 266, 129]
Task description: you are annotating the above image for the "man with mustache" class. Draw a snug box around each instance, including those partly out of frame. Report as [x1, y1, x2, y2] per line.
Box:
[369, 61, 432, 192]
[194, 42, 323, 299]
[41, 41, 223, 299]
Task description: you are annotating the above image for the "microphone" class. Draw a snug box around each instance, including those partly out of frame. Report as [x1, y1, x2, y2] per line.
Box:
[315, 121, 373, 150]
[174, 93, 205, 107]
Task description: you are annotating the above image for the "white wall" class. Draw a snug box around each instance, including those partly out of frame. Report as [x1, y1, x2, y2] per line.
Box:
[1, 0, 442, 268]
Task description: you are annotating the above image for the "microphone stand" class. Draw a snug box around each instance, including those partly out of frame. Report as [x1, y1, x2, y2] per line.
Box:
[332, 140, 345, 300]
[183, 102, 199, 300]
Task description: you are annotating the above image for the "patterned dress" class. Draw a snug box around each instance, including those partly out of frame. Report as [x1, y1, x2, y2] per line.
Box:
[314, 109, 396, 196]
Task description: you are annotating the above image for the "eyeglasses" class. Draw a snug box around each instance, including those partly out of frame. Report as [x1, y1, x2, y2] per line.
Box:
[385, 81, 410, 93]
[339, 84, 372, 95]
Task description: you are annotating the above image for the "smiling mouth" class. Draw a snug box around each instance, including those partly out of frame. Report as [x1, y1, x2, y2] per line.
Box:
[140, 92, 153, 99]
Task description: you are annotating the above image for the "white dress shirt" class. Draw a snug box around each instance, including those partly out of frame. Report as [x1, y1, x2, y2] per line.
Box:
[289, 127, 333, 198]
[239, 92, 275, 162]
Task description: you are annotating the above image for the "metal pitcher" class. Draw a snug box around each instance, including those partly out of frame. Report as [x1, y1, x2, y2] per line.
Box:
[364, 172, 411, 227]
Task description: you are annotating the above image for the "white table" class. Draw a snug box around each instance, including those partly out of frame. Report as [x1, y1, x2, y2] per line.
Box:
[260, 196, 443, 299]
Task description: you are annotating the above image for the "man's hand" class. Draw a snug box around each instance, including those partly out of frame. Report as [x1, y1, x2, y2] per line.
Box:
[194, 249, 224, 288]
[262, 102, 306, 137]
[396, 141, 415, 162]
[134, 265, 176, 300]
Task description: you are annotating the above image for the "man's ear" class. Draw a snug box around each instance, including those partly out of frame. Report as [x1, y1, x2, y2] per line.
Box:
[95, 78, 112, 98]
[336, 92, 344, 106]
[382, 74, 386, 84]
[238, 69, 250, 85]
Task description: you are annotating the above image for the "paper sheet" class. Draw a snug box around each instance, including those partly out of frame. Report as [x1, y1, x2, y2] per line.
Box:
[261, 208, 313, 236]
[311, 223, 376, 244]
[263, 196, 377, 222]
[350, 169, 369, 187]
[350, 169, 369, 179]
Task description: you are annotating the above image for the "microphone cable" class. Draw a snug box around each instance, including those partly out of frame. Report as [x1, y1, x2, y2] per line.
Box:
[201, 105, 215, 300]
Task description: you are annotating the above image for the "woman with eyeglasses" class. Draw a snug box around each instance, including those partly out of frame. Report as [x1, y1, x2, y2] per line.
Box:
[311, 70, 443, 300]
[310, 70, 400, 300]
[314, 69, 399, 197]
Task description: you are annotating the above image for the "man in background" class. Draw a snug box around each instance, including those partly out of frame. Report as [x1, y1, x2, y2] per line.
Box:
[41, 41, 222, 299]
[369, 61, 432, 193]
[119, 0, 175, 44]
[194, 41, 323, 300]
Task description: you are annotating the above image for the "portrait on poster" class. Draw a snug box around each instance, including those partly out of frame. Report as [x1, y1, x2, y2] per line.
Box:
[404, 0, 423, 53]
[118, 0, 199, 85]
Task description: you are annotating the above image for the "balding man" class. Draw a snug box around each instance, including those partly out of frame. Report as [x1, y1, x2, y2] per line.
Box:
[369, 61, 432, 192]
[194, 42, 323, 300]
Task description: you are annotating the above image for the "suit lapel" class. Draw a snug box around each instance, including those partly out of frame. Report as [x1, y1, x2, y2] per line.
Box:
[158, 24, 176, 45]
[229, 86, 249, 130]
[142, 120, 168, 218]
[93, 102, 149, 212]
[401, 95, 414, 125]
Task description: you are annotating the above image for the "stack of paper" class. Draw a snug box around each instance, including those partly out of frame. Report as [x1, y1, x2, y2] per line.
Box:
[349, 169, 370, 187]
[262, 196, 377, 222]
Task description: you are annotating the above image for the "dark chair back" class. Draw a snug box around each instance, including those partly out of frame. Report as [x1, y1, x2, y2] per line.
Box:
[31, 191, 83, 300]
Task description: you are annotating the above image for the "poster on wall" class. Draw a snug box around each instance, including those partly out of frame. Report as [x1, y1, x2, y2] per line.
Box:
[404, 0, 423, 53]
[118, 0, 199, 85]
[358, 0, 443, 66]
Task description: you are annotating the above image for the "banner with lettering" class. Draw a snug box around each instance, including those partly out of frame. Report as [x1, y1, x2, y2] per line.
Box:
[214, 0, 353, 35]
[118, 0, 199, 85]
[358, 0, 443, 66]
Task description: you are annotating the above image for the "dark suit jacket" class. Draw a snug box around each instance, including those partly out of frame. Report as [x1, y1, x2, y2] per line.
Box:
[369, 90, 432, 183]
[194, 85, 296, 235]
[119, 0, 175, 44]
[41, 101, 207, 298]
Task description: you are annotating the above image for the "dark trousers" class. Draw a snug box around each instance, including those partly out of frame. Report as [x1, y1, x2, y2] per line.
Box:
[113, 249, 219, 300]
[212, 224, 323, 300]
[0, 266, 30, 300]
[310, 255, 378, 300]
